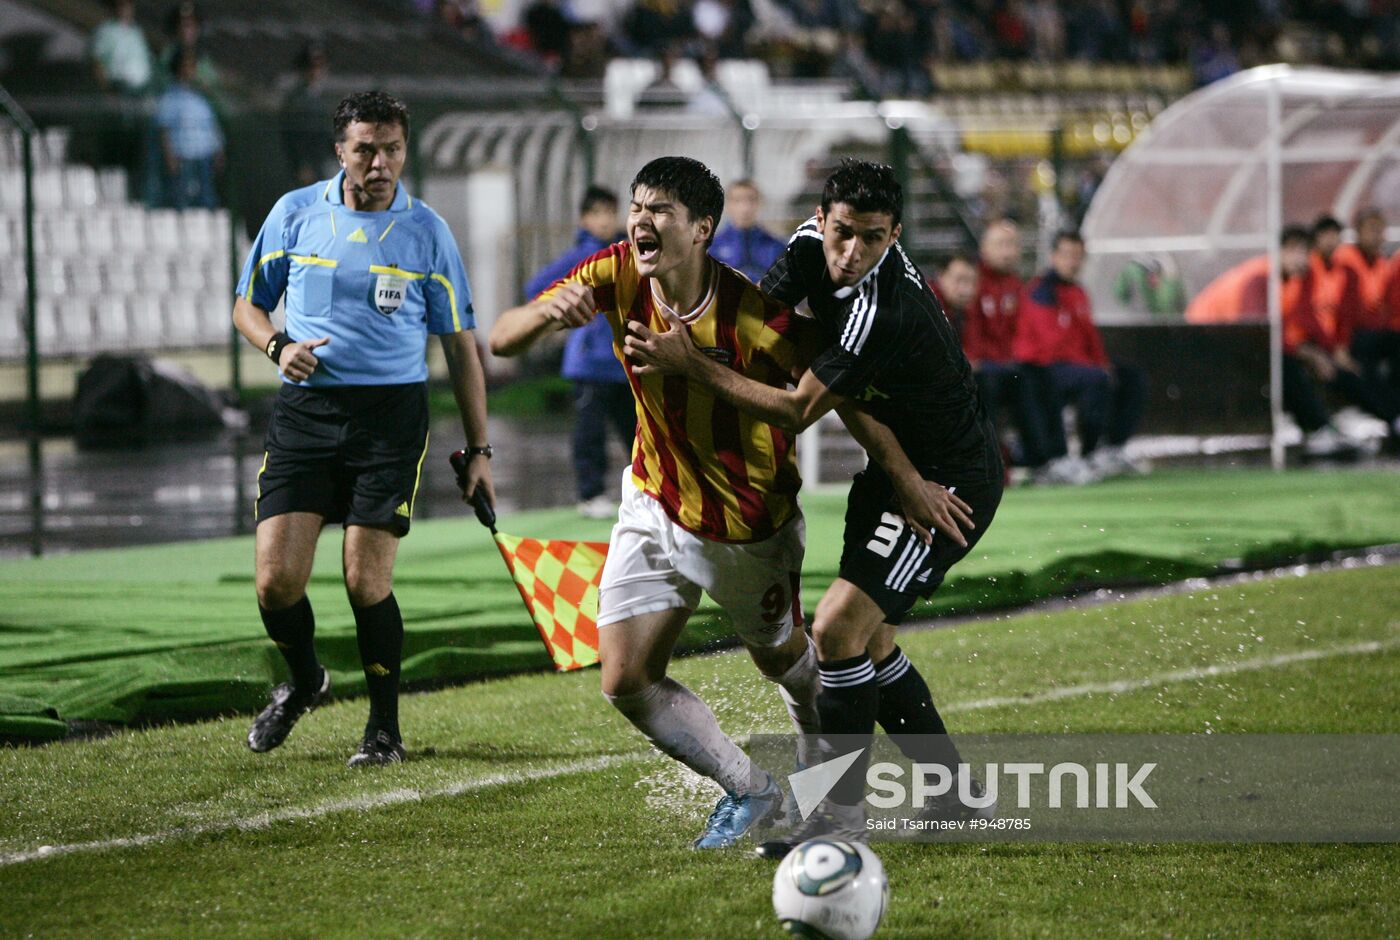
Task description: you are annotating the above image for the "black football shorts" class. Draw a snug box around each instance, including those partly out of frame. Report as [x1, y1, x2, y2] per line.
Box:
[255, 382, 430, 536]
[839, 466, 1003, 624]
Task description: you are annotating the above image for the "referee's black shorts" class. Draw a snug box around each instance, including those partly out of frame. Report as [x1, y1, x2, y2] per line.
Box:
[838, 466, 1003, 624]
[256, 382, 430, 537]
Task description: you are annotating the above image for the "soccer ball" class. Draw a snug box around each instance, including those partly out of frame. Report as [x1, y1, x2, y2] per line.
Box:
[772, 839, 888, 939]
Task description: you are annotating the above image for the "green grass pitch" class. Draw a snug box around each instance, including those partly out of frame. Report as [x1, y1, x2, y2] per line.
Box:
[1, 561, 1397, 938]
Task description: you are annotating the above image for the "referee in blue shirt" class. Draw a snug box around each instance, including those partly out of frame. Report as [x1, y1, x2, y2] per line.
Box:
[232, 91, 493, 767]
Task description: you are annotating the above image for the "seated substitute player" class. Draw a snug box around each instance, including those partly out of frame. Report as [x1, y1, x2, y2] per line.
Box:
[233, 91, 493, 767]
[626, 160, 1003, 853]
[490, 156, 822, 849]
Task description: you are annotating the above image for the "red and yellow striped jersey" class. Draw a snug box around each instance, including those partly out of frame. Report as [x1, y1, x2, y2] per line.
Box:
[537, 241, 804, 543]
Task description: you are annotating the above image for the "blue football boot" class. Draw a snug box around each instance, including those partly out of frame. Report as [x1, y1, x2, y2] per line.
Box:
[693, 772, 788, 849]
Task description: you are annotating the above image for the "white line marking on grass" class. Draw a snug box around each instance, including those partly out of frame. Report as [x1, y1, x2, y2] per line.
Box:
[0, 752, 637, 868]
[6, 635, 1398, 867]
[945, 637, 1400, 714]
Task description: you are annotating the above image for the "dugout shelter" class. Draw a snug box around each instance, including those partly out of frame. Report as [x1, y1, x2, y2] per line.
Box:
[1080, 65, 1400, 466]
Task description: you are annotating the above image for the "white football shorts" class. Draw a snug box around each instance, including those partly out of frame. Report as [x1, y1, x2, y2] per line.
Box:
[596, 473, 806, 648]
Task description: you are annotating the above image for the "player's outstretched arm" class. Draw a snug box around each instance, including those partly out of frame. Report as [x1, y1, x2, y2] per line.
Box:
[440, 329, 495, 508]
[489, 282, 596, 357]
[624, 308, 840, 433]
[836, 404, 974, 547]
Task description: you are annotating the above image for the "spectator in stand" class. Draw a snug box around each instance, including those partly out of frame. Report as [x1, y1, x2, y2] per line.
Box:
[153, 49, 224, 208]
[709, 179, 784, 283]
[693, 0, 755, 58]
[1189, 21, 1240, 86]
[1283, 223, 1400, 456]
[966, 219, 1053, 469]
[159, 2, 221, 99]
[521, 186, 635, 518]
[1334, 208, 1400, 395]
[864, 1, 932, 97]
[931, 251, 977, 333]
[624, 0, 698, 57]
[521, 0, 572, 66]
[91, 0, 154, 96]
[1014, 231, 1147, 482]
[280, 41, 334, 189]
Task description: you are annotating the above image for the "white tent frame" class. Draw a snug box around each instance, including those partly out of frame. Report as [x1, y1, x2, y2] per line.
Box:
[1082, 66, 1400, 468]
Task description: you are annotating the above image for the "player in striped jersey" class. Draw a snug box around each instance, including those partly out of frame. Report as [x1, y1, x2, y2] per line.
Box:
[626, 160, 1004, 854]
[490, 157, 820, 849]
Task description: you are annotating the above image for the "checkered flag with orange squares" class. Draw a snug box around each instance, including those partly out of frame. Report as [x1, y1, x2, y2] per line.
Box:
[491, 533, 609, 671]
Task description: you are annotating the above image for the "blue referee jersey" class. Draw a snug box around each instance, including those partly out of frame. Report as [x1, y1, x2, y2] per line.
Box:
[236, 171, 474, 387]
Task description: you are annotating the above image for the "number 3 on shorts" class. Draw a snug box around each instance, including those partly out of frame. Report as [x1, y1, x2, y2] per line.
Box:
[865, 512, 905, 558]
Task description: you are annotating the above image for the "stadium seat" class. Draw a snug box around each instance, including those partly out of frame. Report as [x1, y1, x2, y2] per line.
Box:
[100, 259, 138, 295]
[93, 297, 131, 347]
[128, 296, 164, 348]
[113, 208, 146, 252]
[63, 167, 100, 209]
[147, 211, 181, 252]
[172, 260, 207, 293]
[163, 292, 201, 344]
[96, 168, 128, 205]
[81, 211, 119, 256]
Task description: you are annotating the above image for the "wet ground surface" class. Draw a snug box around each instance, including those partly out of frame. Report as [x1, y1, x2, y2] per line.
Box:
[2, 412, 1393, 558]
[0, 414, 874, 557]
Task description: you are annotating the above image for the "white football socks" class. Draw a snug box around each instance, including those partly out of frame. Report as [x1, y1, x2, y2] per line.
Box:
[765, 640, 822, 737]
[605, 677, 753, 795]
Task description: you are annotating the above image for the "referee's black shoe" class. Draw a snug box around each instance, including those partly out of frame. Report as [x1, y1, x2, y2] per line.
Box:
[246, 667, 331, 753]
[347, 728, 407, 768]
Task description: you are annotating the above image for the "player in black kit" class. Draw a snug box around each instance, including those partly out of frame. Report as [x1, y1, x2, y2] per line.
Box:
[625, 160, 1002, 853]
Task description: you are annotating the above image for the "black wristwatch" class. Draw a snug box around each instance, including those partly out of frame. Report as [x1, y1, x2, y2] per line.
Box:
[466, 445, 493, 459]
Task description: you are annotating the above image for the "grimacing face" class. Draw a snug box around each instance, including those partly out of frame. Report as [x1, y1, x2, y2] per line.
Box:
[818, 203, 901, 288]
[628, 185, 712, 279]
[336, 121, 407, 208]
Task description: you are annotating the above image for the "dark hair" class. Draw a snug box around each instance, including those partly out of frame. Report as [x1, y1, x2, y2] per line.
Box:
[1312, 214, 1342, 237]
[939, 250, 979, 273]
[630, 156, 725, 244]
[821, 159, 903, 226]
[168, 47, 198, 78]
[1052, 229, 1084, 251]
[580, 185, 617, 216]
[1353, 206, 1384, 229]
[1281, 224, 1313, 247]
[296, 39, 326, 71]
[334, 91, 410, 141]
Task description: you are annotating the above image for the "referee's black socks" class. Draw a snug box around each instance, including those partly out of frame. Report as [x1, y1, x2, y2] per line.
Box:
[874, 645, 962, 770]
[353, 592, 404, 741]
[259, 595, 322, 695]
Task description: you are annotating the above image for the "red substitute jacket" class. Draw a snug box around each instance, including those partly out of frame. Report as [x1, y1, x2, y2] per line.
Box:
[1331, 243, 1390, 331]
[964, 261, 1022, 363]
[1308, 251, 1367, 339]
[1285, 267, 1354, 354]
[1012, 270, 1108, 367]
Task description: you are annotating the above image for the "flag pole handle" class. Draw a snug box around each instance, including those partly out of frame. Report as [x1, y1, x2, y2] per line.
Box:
[449, 449, 497, 533]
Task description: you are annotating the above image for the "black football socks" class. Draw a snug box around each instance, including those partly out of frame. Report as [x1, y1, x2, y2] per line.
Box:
[874, 645, 962, 770]
[353, 592, 404, 741]
[259, 595, 322, 695]
[816, 653, 880, 806]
